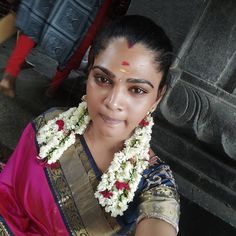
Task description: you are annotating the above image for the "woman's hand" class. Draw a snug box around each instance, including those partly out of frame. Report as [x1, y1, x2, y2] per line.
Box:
[135, 218, 177, 236]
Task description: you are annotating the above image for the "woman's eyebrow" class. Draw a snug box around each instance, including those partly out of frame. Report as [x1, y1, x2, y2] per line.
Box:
[92, 65, 115, 78]
[126, 78, 154, 88]
[92, 66, 154, 88]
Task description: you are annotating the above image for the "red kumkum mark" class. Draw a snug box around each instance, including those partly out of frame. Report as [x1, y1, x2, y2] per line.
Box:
[121, 61, 130, 66]
[128, 40, 135, 48]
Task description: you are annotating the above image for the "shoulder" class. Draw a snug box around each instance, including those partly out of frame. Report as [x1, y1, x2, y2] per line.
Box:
[32, 107, 69, 132]
[141, 155, 177, 192]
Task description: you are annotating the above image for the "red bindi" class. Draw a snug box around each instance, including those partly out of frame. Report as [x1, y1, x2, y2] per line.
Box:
[121, 61, 130, 66]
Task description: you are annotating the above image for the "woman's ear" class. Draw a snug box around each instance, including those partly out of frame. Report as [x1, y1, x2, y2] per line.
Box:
[151, 85, 167, 112]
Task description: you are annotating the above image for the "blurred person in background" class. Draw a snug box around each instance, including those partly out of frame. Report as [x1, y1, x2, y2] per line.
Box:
[0, 0, 130, 98]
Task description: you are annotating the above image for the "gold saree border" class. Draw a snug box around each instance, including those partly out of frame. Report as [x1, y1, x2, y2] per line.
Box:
[33, 108, 66, 131]
[60, 141, 120, 236]
[45, 140, 121, 236]
[0, 217, 12, 236]
[45, 164, 88, 236]
[36, 109, 88, 234]
[34, 109, 121, 235]
[76, 141, 121, 233]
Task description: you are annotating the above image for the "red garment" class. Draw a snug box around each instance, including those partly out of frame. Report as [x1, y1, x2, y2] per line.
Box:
[3, 1, 130, 92]
[4, 34, 36, 77]
[3, 0, 111, 84]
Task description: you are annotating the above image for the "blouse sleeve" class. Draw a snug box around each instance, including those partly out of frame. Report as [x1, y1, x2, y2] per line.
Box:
[137, 156, 180, 233]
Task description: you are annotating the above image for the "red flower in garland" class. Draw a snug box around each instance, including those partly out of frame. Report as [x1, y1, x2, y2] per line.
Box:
[139, 119, 149, 127]
[100, 190, 113, 198]
[36, 157, 60, 169]
[115, 181, 130, 191]
[56, 119, 64, 131]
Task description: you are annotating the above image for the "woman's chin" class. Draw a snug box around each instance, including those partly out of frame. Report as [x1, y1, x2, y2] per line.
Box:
[99, 127, 124, 138]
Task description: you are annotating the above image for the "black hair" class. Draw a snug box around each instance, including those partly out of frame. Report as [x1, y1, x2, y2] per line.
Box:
[90, 15, 173, 91]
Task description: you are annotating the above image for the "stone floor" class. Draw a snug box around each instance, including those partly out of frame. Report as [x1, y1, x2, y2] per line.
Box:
[0, 36, 236, 236]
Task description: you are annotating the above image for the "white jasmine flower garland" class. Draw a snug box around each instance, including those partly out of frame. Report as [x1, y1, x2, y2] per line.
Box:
[37, 102, 90, 164]
[36, 101, 154, 217]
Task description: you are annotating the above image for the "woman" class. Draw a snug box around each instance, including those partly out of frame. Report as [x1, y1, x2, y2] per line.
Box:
[0, 15, 180, 235]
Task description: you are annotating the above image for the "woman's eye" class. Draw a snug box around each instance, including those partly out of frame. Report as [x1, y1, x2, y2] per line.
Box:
[130, 87, 147, 95]
[95, 75, 112, 84]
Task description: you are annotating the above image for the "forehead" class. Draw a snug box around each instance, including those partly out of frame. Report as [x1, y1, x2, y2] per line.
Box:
[94, 38, 162, 88]
[93, 38, 162, 85]
[95, 38, 154, 65]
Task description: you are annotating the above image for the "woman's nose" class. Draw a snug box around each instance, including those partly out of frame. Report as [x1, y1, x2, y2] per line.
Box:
[104, 86, 124, 111]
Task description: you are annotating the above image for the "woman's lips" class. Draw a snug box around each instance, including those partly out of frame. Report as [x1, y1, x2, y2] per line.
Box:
[100, 114, 123, 126]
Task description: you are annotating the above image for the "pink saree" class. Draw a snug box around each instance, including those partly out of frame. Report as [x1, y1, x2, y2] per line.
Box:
[0, 123, 69, 235]
[0, 109, 180, 235]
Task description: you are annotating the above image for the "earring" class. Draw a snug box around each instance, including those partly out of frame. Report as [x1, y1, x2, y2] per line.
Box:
[81, 94, 87, 101]
[150, 106, 156, 114]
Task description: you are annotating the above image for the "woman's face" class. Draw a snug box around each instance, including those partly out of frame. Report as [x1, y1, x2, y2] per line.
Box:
[86, 38, 164, 140]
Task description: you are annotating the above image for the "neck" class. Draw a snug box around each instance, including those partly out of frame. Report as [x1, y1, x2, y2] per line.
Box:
[84, 123, 126, 173]
[84, 123, 124, 154]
